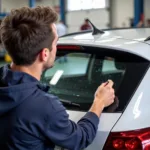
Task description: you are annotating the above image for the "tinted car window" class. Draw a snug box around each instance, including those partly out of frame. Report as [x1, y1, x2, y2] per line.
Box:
[45, 53, 90, 78]
[41, 47, 149, 112]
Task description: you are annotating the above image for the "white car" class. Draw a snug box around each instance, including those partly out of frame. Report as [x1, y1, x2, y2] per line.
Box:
[42, 27, 150, 150]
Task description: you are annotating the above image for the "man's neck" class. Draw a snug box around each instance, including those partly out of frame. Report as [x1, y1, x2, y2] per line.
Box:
[10, 63, 42, 81]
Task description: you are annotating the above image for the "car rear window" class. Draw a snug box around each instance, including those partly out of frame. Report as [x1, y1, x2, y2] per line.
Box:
[41, 46, 149, 112]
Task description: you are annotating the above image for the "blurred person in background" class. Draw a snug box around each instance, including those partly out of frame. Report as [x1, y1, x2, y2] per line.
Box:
[56, 20, 68, 63]
[80, 18, 92, 31]
[136, 14, 144, 28]
[56, 20, 67, 37]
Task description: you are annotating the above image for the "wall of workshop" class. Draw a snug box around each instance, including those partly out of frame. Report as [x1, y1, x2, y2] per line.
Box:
[1, 0, 135, 33]
[66, 0, 134, 33]
[66, 0, 110, 33]
[66, 8, 109, 33]
[1, 0, 27, 12]
[111, 0, 134, 28]
[1, 0, 59, 12]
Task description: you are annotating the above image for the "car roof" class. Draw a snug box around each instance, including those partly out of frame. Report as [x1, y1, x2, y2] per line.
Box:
[58, 28, 150, 61]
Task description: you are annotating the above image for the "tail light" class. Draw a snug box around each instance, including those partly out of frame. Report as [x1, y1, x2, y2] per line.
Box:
[57, 45, 81, 50]
[103, 128, 150, 150]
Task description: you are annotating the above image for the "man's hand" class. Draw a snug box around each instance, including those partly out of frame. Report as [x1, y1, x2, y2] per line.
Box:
[94, 80, 115, 107]
[89, 80, 115, 117]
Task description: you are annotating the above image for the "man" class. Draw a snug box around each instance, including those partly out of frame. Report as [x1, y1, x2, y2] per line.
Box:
[80, 18, 92, 31]
[0, 6, 115, 150]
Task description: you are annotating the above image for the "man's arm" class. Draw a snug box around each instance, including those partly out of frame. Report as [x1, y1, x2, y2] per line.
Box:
[90, 80, 115, 117]
[43, 80, 114, 150]
[45, 105, 99, 150]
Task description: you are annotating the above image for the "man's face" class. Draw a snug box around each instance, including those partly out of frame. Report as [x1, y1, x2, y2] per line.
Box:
[43, 23, 58, 70]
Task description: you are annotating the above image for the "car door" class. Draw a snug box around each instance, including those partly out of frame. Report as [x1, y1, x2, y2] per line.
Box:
[41, 45, 149, 150]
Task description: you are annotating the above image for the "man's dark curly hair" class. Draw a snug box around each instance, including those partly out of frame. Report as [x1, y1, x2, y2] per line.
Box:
[0, 6, 58, 65]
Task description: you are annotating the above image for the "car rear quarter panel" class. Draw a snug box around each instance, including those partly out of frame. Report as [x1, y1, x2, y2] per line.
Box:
[112, 67, 150, 131]
[67, 110, 122, 150]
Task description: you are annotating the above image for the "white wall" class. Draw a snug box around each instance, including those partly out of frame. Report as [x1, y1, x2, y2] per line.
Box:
[36, 0, 59, 7]
[66, 0, 110, 33]
[66, 8, 109, 33]
[1, 0, 59, 12]
[66, 0, 134, 33]
[111, 0, 134, 28]
[1, 0, 135, 32]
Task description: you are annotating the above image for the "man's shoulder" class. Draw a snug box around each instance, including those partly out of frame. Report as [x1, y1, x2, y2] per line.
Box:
[16, 89, 65, 122]
[35, 89, 65, 113]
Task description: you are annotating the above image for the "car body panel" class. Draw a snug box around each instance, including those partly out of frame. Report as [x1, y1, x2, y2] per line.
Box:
[112, 67, 150, 132]
[61, 28, 150, 43]
[104, 28, 150, 42]
[52, 28, 150, 150]
[67, 110, 122, 149]
[58, 29, 150, 61]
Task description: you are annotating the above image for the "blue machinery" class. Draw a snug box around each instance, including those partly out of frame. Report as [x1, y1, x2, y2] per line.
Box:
[60, 0, 66, 24]
[134, 0, 144, 26]
[29, 0, 35, 8]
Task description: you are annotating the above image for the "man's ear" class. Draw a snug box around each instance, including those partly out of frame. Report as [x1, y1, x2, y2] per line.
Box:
[39, 48, 50, 62]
